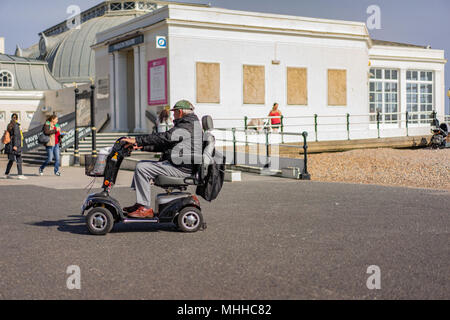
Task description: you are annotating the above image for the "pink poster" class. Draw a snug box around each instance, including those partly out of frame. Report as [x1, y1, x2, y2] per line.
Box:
[148, 57, 168, 106]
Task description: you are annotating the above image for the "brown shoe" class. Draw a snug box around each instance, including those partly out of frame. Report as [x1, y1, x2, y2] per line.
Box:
[128, 206, 154, 218]
[123, 203, 140, 213]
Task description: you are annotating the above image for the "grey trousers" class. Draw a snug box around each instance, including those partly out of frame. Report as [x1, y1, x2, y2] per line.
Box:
[131, 160, 190, 208]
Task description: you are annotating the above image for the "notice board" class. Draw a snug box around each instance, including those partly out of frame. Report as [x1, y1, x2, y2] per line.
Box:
[148, 57, 168, 106]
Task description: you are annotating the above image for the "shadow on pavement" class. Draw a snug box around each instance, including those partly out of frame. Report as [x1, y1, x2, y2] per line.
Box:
[29, 215, 89, 235]
[28, 215, 179, 235]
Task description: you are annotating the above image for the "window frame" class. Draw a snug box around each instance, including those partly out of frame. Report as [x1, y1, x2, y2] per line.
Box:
[123, 2, 136, 10]
[0, 70, 14, 89]
[110, 2, 122, 11]
[406, 70, 434, 124]
[369, 68, 399, 123]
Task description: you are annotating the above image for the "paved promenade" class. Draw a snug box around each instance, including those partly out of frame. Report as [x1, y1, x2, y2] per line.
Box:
[0, 160, 448, 299]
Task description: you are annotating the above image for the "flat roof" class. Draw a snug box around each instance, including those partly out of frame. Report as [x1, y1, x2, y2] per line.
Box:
[372, 39, 427, 49]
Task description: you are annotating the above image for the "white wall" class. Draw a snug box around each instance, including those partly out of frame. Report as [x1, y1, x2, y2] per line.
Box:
[0, 91, 44, 134]
[168, 24, 369, 131]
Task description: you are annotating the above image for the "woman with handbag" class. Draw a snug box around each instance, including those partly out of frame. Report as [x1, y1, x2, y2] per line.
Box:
[38, 115, 62, 176]
[4, 113, 27, 180]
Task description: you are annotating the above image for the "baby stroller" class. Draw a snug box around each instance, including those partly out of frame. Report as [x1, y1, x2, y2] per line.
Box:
[430, 119, 449, 149]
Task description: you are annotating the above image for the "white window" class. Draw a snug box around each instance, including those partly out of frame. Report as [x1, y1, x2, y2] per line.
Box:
[0, 70, 13, 88]
[26, 111, 34, 121]
[406, 71, 433, 124]
[369, 68, 399, 123]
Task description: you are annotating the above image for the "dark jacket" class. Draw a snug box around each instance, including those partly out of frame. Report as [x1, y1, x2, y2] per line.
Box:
[5, 121, 23, 158]
[135, 113, 203, 174]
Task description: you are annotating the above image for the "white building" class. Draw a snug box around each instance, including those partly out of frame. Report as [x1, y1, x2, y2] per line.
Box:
[92, 3, 446, 140]
[0, 52, 62, 134]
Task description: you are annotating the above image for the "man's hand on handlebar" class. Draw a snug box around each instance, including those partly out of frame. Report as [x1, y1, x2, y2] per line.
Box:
[121, 137, 142, 150]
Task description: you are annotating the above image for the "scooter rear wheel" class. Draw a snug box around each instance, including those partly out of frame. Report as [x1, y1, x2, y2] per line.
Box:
[177, 207, 203, 233]
[86, 207, 114, 235]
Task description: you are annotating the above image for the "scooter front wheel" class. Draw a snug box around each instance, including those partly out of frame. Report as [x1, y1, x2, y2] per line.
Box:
[86, 207, 114, 235]
[177, 207, 203, 233]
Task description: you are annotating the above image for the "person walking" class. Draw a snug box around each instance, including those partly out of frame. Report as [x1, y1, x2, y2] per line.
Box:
[268, 102, 282, 132]
[156, 108, 172, 132]
[4, 113, 27, 179]
[39, 115, 62, 176]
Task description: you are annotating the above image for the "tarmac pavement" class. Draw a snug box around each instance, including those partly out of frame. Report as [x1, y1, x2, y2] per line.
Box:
[0, 161, 449, 299]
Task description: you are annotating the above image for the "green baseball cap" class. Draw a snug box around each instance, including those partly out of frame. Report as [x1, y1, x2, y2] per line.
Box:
[170, 100, 194, 111]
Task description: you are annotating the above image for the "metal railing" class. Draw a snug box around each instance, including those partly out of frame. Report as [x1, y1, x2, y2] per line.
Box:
[213, 111, 448, 142]
[214, 127, 311, 180]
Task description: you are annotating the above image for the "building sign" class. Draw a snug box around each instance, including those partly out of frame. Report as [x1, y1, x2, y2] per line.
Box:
[156, 36, 167, 49]
[148, 57, 168, 106]
[22, 112, 90, 152]
[108, 35, 144, 53]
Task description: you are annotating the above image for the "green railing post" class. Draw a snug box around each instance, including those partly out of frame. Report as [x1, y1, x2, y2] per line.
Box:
[405, 111, 409, 137]
[90, 84, 97, 158]
[314, 114, 318, 142]
[300, 131, 311, 180]
[265, 127, 270, 159]
[346, 113, 350, 140]
[280, 115, 284, 144]
[232, 127, 237, 165]
[377, 111, 381, 138]
[244, 116, 248, 146]
[73, 88, 80, 166]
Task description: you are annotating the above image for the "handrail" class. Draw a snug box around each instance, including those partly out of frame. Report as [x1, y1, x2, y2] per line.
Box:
[213, 110, 444, 142]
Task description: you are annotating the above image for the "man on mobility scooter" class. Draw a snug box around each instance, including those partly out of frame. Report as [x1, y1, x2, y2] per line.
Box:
[121, 100, 203, 218]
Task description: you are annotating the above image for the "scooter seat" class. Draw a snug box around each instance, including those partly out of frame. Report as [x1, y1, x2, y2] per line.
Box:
[154, 175, 188, 188]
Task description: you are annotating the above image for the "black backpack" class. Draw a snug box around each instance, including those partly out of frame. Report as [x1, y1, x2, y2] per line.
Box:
[38, 124, 50, 144]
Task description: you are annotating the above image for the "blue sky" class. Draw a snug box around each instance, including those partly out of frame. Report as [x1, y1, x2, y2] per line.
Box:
[0, 0, 449, 113]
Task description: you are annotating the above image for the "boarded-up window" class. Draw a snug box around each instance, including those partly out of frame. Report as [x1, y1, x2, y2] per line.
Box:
[196, 62, 220, 103]
[287, 67, 307, 105]
[243, 65, 265, 104]
[328, 69, 347, 106]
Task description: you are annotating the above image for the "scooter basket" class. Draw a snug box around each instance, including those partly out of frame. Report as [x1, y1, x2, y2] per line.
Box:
[84, 154, 108, 177]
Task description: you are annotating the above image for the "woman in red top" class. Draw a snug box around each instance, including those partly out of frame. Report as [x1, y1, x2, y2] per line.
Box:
[268, 103, 282, 131]
[39, 115, 62, 176]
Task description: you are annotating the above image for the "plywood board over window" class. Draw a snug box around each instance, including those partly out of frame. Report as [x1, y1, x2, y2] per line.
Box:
[328, 69, 347, 106]
[196, 62, 220, 103]
[287, 67, 307, 105]
[243, 65, 265, 104]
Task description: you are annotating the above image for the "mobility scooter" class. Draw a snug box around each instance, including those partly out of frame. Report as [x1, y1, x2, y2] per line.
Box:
[81, 116, 216, 235]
